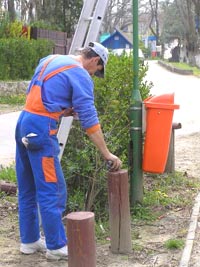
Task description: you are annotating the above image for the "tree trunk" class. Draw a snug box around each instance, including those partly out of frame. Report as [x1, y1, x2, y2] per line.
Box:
[8, 0, 15, 21]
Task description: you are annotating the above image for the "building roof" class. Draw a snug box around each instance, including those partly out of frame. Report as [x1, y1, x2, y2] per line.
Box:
[101, 28, 133, 49]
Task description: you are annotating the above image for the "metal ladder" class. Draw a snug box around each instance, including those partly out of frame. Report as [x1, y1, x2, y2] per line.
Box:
[57, 0, 109, 161]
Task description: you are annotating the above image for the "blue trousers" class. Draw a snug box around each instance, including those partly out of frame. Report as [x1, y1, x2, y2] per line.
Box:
[15, 111, 67, 250]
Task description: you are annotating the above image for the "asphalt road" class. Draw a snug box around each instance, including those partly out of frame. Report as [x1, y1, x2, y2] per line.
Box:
[0, 111, 20, 167]
[146, 60, 200, 267]
[145, 60, 200, 136]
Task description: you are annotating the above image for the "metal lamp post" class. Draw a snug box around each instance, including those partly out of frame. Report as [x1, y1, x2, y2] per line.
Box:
[130, 0, 144, 205]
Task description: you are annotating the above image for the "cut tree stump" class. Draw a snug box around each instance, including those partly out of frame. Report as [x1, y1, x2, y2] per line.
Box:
[107, 169, 132, 254]
[66, 211, 96, 267]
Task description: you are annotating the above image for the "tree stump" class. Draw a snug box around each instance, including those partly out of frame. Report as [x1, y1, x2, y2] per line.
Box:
[107, 169, 132, 254]
[66, 211, 96, 267]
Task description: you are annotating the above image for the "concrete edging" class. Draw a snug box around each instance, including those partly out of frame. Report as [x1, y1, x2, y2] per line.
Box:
[0, 81, 29, 96]
[158, 60, 193, 75]
[179, 192, 200, 267]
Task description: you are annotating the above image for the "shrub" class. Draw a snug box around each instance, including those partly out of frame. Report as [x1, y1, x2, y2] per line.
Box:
[63, 54, 152, 217]
[0, 38, 54, 80]
[7, 20, 24, 38]
[0, 11, 10, 38]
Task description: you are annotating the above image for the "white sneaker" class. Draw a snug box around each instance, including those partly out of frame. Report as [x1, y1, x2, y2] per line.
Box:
[46, 245, 68, 260]
[20, 238, 46, 254]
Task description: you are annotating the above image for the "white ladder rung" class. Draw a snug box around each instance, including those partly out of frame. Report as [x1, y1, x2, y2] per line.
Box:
[84, 0, 109, 45]
[58, 0, 109, 160]
[57, 116, 74, 161]
[69, 0, 97, 54]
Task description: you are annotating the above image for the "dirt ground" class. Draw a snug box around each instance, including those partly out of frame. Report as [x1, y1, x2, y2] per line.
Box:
[0, 198, 189, 267]
[0, 105, 200, 267]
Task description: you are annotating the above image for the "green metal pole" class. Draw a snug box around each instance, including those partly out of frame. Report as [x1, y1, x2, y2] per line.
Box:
[130, 0, 143, 205]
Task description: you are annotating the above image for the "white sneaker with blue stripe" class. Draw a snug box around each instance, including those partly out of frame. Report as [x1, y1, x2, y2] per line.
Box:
[46, 245, 68, 260]
[20, 238, 46, 254]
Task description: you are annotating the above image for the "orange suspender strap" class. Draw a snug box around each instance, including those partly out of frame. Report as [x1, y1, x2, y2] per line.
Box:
[38, 55, 79, 82]
[43, 64, 78, 81]
[37, 55, 59, 81]
[24, 55, 79, 120]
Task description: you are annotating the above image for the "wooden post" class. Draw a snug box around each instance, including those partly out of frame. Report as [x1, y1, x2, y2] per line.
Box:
[66, 211, 96, 267]
[0, 181, 17, 195]
[165, 122, 182, 173]
[107, 169, 132, 254]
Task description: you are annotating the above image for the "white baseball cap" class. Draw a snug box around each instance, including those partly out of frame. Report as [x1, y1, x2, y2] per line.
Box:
[88, 42, 108, 78]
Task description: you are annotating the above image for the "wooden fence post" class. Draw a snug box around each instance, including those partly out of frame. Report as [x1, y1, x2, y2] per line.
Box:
[0, 181, 17, 195]
[165, 122, 182, 173]
[107, 169, 132, 254]
[66, 211, 96, 267]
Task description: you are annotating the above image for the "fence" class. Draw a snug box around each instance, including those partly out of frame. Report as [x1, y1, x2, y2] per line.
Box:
[31, 27, 72, 55]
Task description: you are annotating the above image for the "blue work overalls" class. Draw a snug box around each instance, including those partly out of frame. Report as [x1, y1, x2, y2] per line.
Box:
[15, 56, 77, 250]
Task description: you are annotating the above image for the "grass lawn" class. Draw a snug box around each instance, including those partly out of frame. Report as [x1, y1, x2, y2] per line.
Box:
[172, 62, 200, 77]
[163, 60, 200, 77]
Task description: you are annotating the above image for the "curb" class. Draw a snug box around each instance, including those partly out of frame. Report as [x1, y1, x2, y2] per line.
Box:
[158, 60, 193, 75]
[179, 192, 200, 267]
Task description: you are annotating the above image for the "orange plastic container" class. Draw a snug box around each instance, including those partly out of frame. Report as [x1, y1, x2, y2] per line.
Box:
[151, 51, 157, 58]
[142, 93, 179, 173]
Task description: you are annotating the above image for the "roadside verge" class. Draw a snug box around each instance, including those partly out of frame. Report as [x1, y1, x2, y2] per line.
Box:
[158, 60, 193, 75]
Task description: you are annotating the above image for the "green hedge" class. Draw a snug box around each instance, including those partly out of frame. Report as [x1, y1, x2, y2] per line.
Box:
[0, 38, 54, 80]
[62, 53, 152, 216]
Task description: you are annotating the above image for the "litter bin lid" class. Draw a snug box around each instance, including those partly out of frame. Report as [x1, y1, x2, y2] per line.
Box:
[144, 93, 179, 110]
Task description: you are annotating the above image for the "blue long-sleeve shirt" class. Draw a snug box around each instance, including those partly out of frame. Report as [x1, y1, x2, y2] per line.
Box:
[27, 55, 99, 131]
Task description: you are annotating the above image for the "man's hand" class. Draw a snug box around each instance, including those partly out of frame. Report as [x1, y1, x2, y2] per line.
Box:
[88, 128, 122, 171]
[63, 107, 74, 117]
[106, 153, 122, 172]
[63, 107, 78, 118]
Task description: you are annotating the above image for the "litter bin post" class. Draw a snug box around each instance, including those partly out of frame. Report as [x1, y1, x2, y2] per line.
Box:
[165, 122, 182, 173]
[143, 93, 179, 173]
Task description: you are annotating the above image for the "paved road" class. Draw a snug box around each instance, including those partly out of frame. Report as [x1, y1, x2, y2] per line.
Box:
[146, 60, 200, 267]
[145, 60, 200, 136]
[0, 111, 20, 167]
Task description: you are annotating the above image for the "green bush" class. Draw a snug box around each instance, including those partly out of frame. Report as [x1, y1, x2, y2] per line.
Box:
[0, 38, 54, 80]
[63, 54, 152, 218]
[0, 11, 10, 38]
[7, 20, 24, 38]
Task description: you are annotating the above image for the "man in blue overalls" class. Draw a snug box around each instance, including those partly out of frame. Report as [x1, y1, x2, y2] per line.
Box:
[15, 42, 122, 260]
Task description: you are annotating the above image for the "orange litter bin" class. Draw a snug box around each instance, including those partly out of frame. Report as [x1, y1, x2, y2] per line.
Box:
[143, 93, 179, 173]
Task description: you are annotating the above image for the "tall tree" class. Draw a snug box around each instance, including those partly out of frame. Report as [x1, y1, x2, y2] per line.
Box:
[175, 0, 199, 65]
[160, 0, 185, 42]
[103, 0, 132, 33]
[33, 0, 82, 34]
[1, 0, 83, 34]
[148, 0, 160, 44]
[64, 0, 83, 36]
[7, 0, 16, 21]
[192, 0, 200, 33]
